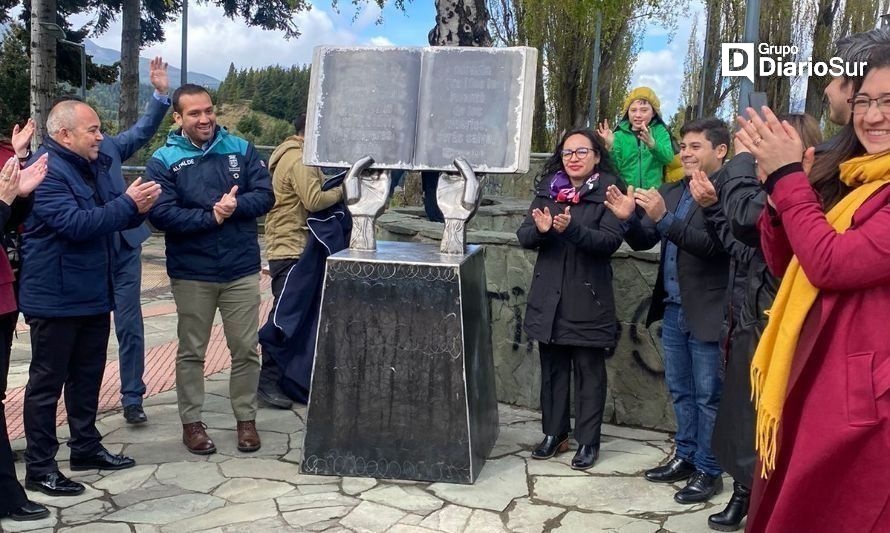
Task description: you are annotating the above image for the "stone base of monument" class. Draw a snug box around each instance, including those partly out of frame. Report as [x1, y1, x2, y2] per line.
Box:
[301, 242, 499, 484]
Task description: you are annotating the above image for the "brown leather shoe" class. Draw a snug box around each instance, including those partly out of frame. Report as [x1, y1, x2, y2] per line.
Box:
[236, 420, 261, 452]
[182, 422, 216, 455]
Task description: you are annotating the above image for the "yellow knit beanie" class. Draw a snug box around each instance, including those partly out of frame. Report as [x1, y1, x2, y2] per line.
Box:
[622, 87, 661, 117]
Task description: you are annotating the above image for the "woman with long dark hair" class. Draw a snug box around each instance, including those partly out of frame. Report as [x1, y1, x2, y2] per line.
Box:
[735, 47, 890, 533]
[517, 128, 623, 470]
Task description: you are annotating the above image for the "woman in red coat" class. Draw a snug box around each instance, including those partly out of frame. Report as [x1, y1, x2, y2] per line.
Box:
[735, 50, 890, 533]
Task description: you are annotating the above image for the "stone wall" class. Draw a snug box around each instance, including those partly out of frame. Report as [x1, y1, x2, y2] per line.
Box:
[376, 198, 677, 432]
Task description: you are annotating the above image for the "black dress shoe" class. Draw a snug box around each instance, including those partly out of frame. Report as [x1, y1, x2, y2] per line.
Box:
[7, 501, 50, 521]
[70, 448, 136, 471]
[257, 383, 293, 409]
[644, 456, 696, 483]
[708, 480, 750, 531]
[674, 470, 724, 504]
[570, 444, 598, 470]
[531, 433, 569, 460]
[124, 404, 148, 425]
[25, 471, 85, 496]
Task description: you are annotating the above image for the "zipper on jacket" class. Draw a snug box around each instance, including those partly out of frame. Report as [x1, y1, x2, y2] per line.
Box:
[584, 282, 602, 306]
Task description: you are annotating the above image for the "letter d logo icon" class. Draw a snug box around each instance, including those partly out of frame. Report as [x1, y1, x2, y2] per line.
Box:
[722, 43, 755, 84]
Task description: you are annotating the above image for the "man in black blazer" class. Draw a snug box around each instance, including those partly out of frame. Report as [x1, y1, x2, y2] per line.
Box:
[604, 118, 731, 504]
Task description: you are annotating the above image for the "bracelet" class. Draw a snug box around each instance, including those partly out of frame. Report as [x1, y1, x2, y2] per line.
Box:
[16, 150, 31, 162]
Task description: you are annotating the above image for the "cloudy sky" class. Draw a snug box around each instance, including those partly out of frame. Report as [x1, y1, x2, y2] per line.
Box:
[72, 1, 703, 119]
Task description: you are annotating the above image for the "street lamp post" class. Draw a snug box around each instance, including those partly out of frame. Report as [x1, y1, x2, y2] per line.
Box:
[181, 0, 188, 87]
[737, 0, 761, 115]
[39, 22, 86, 99]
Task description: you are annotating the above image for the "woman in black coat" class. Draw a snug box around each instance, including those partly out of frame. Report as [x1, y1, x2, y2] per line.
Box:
[517, 128, 624, 470]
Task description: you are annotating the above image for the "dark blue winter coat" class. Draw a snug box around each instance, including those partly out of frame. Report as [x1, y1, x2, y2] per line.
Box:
[147, 126, 274, 282]
[19, 136, 148, 318]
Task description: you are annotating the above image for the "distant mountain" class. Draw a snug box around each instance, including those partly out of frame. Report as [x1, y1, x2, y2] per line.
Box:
[85, 39, 221, 89]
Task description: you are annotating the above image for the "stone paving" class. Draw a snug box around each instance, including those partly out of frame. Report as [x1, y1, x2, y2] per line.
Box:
[2, 236, 737, 532]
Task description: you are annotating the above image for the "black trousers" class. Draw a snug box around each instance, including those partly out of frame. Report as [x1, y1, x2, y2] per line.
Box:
[260, 258, 299, 387]
[539, 343, 608, 447]
[23, 314, 110, 476]
[0, 312, 27, 513]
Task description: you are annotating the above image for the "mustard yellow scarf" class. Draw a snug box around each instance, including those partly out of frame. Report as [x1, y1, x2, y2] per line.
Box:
[752, 151, 890, 477]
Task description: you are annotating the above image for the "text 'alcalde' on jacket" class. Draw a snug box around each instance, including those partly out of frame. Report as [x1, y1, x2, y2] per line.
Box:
[147, 126, 274, 282]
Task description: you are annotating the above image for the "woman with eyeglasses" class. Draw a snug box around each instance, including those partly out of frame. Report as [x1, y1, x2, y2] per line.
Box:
[735, 47, 890, 533]
[517, 128, 624, 470]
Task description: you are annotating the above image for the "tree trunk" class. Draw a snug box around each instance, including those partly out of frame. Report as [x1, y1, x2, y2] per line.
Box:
[119, 0, 141, 129]
[429, 0, 493, 46]
[30, 0, 58, 145]
[804, 0, 840, 121]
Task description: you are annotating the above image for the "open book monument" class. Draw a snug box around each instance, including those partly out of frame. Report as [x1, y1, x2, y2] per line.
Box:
[300, 46, 538, 484]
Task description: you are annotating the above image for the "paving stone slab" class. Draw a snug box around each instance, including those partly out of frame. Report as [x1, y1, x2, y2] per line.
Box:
[429, 455, 527, 512]
[111, 484, 192, 509]
[339, 501, 406, 532]
[505, 500, 565, 533]
[388, 525, 442, 533]
[360, 485, 444, 514]
[296, 483, 342, 495]
[662, 506, 733, 533]
[255, 407, 302, 432]
[465, 509, 510, 532]
[601, 424, 672, 442]
[160, 499, 279, 532]
[276, 491, 361, 512]
[341, 477, 377, 495]
[218, 457, 301, 481]
[200, 517, 297, 533]
[123, 438, 212, 464]
[281, 506, 352, 530]
[60, 498, 115, 525]
[156, 461, 226, 492]
[212, 477, 296, 502]
[533, 476, 705, 515]
[92, 464, 157, 494]
[59, 523, 132, 533]
[418, 504, 473, 533]
[210, 429, 290, 458]
[104, 494, 225, 525]
[553, 511, 660, 533]
[497, 404, 540, 425]
[524, 454, 586, 477]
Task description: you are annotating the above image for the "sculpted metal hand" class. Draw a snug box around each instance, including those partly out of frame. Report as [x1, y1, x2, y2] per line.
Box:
[437, 158, 483, 254]
[344, 155, 391, 251]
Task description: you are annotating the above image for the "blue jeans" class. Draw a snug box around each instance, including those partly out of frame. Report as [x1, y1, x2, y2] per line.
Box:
[114, 244, 146, 407]
[661, 303, 723, 476]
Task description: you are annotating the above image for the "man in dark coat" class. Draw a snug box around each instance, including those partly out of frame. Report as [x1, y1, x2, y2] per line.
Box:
[19, 99, 161, 496]
[605, 118, 731, 504]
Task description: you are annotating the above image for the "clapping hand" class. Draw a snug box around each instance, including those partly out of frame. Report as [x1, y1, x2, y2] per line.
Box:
[689, 169, 718, 207]
[213, 185, 238, 224]
[735, 107, 803, 177]
[125, 177, 162, 214]
[604, 184, 636, 221]
[0, 157, 21, 205]
[637, 123, 655, 149]
[552, 206, 571, 233]
[11, 119, 35, 159]
[531, 206, 552, 233]
[596, 119, 615, 151]
[19, 153, 48, 196]
[633, 187, 667, 222]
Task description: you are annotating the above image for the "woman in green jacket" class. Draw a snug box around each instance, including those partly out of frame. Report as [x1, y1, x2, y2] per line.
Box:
[597, 86, 675, 189]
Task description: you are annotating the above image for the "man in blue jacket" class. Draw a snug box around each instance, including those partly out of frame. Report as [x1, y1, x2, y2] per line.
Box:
[113, 57, 172, 426]
[19, 99, 162, 496]
[147, 84, 274, 456]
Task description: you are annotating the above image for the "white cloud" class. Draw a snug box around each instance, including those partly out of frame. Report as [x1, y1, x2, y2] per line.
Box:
[368, 36, 395, 46]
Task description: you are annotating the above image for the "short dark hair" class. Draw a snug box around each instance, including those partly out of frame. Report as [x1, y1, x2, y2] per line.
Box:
[293, 113, 307, 135]
[540, 127, 615, 179]
[835, 28, 890, 84]
[172, 84, 212, 113]
[680, 117, 730, 157]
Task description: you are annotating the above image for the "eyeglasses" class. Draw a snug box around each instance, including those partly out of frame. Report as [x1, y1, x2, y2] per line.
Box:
[560, 147, 595, 160]
[847, 94, 890, 116]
